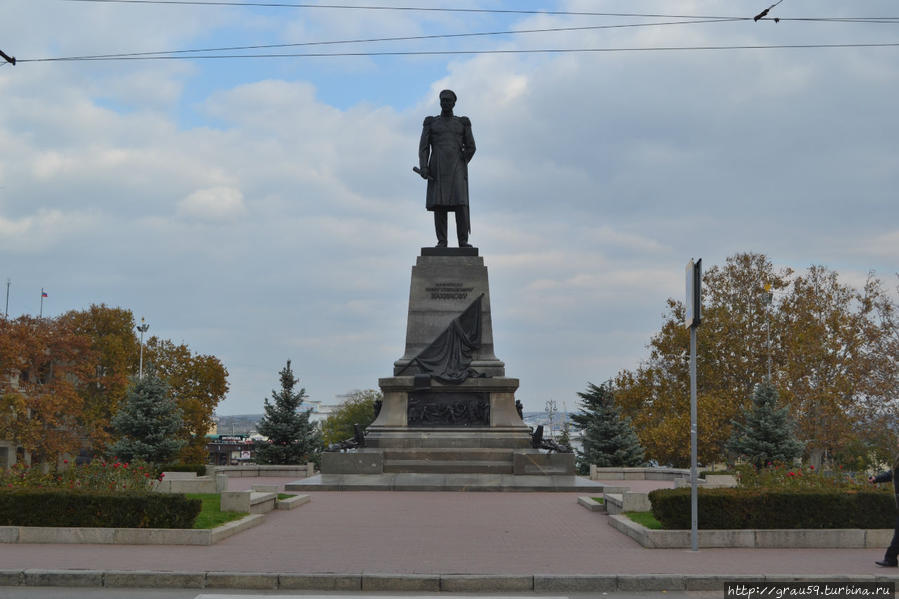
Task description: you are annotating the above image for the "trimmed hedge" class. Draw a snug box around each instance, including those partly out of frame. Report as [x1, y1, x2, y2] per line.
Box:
[649, 487, 895, 530]
[0, 489, 201, 528]
[159, 464, 207, 476]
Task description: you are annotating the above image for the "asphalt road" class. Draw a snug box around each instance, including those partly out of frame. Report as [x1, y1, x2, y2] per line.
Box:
[0, 590, 722, 599]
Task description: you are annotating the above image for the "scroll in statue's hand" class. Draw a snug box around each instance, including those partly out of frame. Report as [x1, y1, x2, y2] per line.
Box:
[413, 166, 432, 180]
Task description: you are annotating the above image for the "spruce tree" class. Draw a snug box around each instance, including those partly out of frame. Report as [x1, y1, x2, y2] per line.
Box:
[108, 369, 185, 463]
[570, 381, 645, 474]
[557, 420, 572, 449]
[725, 379, 804, 467]
[254, 360, 321, 465]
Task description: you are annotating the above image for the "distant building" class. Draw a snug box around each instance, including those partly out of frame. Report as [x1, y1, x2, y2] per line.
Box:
[305, 399, 341, 426]
[205, 434, 255, 466]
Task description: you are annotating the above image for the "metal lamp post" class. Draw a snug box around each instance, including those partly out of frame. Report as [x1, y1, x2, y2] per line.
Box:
[762, 283, 773, 381]
[685, 258, 702, 552]
[137, 318, 150, 379]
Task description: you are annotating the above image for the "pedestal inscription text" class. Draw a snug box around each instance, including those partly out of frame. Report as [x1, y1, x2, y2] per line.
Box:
[426, 281, 474, 301]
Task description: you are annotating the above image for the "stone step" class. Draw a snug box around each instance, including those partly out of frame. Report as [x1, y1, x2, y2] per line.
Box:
[382, 448, 515, 461]
[383, 459, 514, 474]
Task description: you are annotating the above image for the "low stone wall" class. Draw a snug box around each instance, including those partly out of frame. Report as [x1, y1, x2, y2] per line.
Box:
[212, 464, 314, 478]
[220, 491, 277, 515]
[604, 492, 652, 515]
[673, 474, 738, 488]
[155, 473, 226, 494]
[276, 494, 310, 510]
[0, 514, 263, 546]
[577, 496, 604, 512]
[590, 466, 692, 481]
[608, 514, 894, 549]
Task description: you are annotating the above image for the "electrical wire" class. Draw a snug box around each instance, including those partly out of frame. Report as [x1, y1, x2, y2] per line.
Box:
[59, 0, 749, 20]
[33, 17, 747, 62]
[57, 1, 899, 23]
[776, 17, 899, 23]
[17, 41, 899, 63]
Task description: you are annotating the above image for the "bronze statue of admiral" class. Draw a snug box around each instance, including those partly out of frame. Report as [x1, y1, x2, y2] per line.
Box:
[415, 90, 476, 248]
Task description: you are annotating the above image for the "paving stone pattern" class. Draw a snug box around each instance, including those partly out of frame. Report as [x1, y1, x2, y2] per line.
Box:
[0, 485, 895, 578]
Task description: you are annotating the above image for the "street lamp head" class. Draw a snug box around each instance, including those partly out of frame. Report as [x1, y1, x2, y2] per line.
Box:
[137, 317, 150, 334]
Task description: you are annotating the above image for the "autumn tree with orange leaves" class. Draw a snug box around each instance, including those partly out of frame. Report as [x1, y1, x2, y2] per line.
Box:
[1, 304, 228, 466]
[0, 316, 95, 464]
[143, 337, 229, 464]
[60, 305, 139, 453]
[613, 253, 898, 469]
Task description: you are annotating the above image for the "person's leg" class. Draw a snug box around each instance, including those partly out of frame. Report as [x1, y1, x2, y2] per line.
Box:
[455, 207, 471, 247]
[434, 210, 448, 247]
[887, 513, 899, 560]
[876, 513, 899, 566]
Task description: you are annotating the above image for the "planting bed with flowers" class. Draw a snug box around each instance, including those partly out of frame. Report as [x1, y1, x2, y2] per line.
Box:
[1, 459, 163, 491]
[0, 461, 201, 529]
[648, 462, 894, 530]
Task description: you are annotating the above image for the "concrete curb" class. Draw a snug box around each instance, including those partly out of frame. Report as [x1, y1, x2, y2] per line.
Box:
[362, 573, 440, 591]
[276, 493, 311, 510]
[608, 514, 894, 549]
[104, 571, 206, 589]
[2, 570, 898, 591]
[0, 513, 264, 546]
[577, 495, 604, 512]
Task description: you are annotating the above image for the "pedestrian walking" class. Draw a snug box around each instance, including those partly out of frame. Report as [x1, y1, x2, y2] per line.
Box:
[869, 443, 899, 568]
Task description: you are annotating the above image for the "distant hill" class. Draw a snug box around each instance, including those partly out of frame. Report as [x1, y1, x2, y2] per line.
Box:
[215, 414, 262, 435]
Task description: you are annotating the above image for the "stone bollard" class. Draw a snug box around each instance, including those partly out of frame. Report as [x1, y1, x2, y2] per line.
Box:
[590, 464, 597, 480]
[306, 462, 315, 477]
[215, 473, 227, 492]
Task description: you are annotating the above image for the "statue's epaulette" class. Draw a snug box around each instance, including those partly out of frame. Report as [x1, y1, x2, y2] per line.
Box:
[459, 116, 471, 126]
[423, 116, 435, 126]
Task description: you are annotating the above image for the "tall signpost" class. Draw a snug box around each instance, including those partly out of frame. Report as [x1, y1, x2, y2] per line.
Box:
[685, 258, 702, 551]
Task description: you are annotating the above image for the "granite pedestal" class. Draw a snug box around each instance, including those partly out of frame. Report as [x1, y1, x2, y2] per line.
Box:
[316, 248, 575, 484]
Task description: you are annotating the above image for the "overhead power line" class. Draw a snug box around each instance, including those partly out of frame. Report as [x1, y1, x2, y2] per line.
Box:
[17, 41, 899, 63]
[57, 1, 899, 23]
[30, 17, 747, 62]
[59, 0, 749, 20]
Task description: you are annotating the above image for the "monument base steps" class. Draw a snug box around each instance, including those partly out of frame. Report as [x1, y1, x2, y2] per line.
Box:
[383, 448, 516, 474]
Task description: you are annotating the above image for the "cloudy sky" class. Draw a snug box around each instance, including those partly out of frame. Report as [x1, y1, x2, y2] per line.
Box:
[1, 0, 897, 414]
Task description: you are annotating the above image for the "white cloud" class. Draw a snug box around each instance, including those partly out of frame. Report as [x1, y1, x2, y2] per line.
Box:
[0, 209, 97, 252]
[177, 187, 247, 222]
[1, 0, 897, 412]
[861, 230, 899, 260]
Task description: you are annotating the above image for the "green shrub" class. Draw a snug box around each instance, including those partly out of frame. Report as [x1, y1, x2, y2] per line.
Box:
[649, 487, 894, 530]
[0, 488, 201, 528]
[158, 464, 207, 476]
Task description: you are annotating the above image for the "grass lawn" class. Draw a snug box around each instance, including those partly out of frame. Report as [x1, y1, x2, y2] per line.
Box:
[186, 493, 248, 530]
[625, 511, 662, 529]
[277, 493, 296, 500]
[589, 497, 605, 504]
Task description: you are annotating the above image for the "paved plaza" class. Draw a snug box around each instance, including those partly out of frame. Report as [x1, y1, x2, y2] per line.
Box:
[0, 477, 894, 580]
